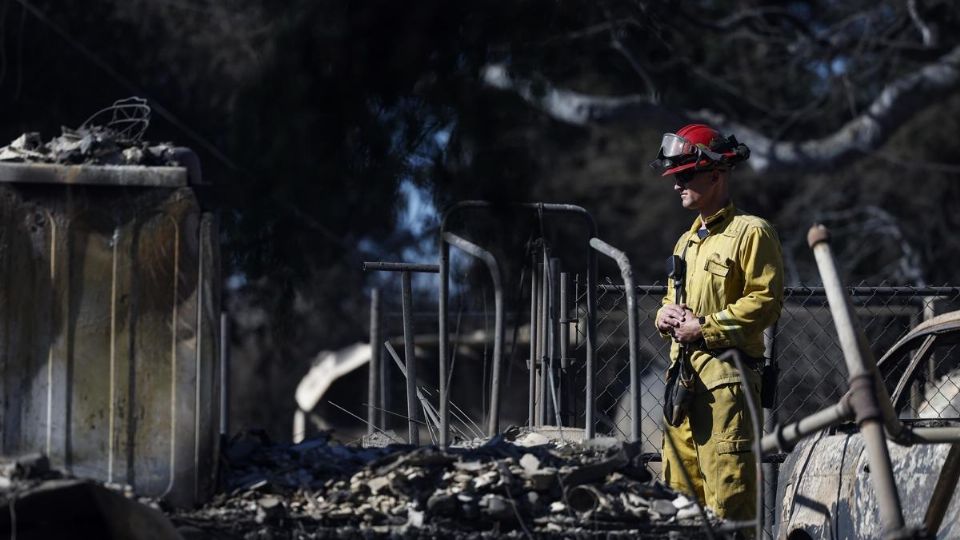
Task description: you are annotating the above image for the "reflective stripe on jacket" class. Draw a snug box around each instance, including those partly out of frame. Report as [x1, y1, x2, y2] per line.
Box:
[657, 203, 784, 390]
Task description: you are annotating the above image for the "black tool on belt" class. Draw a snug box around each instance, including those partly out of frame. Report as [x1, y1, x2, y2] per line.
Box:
[664, 249, 695, 427]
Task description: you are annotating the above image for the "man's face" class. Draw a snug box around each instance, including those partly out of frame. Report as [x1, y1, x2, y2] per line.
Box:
[672, 169, 717, 210]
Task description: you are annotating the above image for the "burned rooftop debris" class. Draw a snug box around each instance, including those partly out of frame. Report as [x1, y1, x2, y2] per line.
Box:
[0, 97, 185, 168]
[169, 429, 718, 539]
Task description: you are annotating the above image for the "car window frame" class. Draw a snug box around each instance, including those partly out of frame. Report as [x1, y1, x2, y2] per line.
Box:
[888, 333, 937, 407]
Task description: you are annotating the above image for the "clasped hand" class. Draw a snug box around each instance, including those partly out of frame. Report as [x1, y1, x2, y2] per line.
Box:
[656, 303, 702, 343]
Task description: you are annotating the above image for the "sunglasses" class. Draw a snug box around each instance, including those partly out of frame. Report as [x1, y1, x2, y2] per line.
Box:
[674, 170, 697, 184]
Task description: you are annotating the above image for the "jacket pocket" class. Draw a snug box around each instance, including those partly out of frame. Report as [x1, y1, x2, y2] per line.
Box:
[704, 254, 732, 277]
[715, 435, 752, 455]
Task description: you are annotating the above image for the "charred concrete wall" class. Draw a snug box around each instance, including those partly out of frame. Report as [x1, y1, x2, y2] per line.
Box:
[0, 162, 220, 507]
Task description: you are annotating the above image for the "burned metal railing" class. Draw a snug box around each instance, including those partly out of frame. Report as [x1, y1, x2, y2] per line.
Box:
[367, 289, 386, 434]
[439, 201, 599, 445]
[589, 238, 641, 443]
[442, 232, 505, 437]
[363, 261, 440, 444]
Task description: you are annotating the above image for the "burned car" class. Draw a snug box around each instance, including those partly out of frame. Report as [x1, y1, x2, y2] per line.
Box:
[776, 310, 960, 539]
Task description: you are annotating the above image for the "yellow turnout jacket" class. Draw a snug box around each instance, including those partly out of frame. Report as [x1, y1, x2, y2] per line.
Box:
[657, 203, 784, 390]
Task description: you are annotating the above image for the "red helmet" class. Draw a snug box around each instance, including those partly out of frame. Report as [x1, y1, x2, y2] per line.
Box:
[650, 123, 749, 177]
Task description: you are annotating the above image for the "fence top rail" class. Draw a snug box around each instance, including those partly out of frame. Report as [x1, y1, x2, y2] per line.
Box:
[363, 261, 440, 273]
[597, 284, 960, 297]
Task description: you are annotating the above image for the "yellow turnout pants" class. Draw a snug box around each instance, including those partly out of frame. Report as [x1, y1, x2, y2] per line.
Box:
[662, 381, 760, 522]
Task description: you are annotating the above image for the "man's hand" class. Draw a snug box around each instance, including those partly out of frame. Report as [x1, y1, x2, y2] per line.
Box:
[656, 303, 687, 335]
[673, 307, 703, 343]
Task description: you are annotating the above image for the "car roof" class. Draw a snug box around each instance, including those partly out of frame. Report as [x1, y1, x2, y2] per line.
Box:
[877, 309, 960, 368]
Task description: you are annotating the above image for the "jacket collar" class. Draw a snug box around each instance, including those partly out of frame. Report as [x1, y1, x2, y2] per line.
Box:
[688, 202, 737, 241]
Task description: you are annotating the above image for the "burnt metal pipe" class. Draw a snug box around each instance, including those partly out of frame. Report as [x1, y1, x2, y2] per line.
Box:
[559, 271, 571, 367]
[762, 324, 777, 540]
[547, 257, 564, 429]
[808, 224, 906, 536]
[539, 256, 549, 426]
[529, 256, 539, 428]
[363, 260, 440, 445]
[588, 238, 640, 442]
[721, 349, 764, 540]
[560, 271, 573, 425]
[368, 289, 381, 434]
[220, 313, 230, 438]
[380, 336, 389, 430]
[761, 395, 854, 454]
[439, 239, 452, 445]
[362, 261, 440, 273]
[401, 271, 419, 445]
[442, 232, 505, 437]
[534, 261, 545, 426]
[439, 201, 598, 442]
[808, 228, 904, 441]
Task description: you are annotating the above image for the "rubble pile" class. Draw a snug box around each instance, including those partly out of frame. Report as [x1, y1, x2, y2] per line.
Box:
[171, 429, 717, 539]
[0, 128, 183, 167]
[0, 453, 63, 489]
[0, 97, 183, 167]
[0, 454, 182, 540]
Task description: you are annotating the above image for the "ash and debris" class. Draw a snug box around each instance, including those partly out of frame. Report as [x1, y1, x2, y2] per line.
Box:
[0, 454, 183, 540]
[0, 453, 63, 489]
[0, 452, 163, 511]
[171, 428, 719, 539]
[0, 97, 182, 167]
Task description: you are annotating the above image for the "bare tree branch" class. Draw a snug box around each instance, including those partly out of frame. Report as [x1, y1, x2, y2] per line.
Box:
[480, 63, 665, 125]
[907, 0, 937, 47]
[609, 36, 658, 101]
[481, 44, 960, 174]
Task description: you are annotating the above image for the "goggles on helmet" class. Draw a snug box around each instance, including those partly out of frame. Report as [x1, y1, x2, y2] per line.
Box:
[649, 132, 740, 172]
[659, 133, 724, 161]
[659, 133, 693, 159]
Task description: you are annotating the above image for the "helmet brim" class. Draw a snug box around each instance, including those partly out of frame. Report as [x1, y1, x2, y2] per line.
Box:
[660, 152, 737, 177]
[661, 160, 705, 177]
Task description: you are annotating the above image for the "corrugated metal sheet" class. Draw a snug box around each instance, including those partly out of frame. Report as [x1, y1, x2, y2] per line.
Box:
[0, 162, 220, 507]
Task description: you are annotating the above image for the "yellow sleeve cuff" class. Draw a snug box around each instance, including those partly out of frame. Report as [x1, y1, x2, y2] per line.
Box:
[701, 314, 733, 349]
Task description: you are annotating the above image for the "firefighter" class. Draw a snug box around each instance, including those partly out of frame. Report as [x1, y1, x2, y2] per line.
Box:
[651, 123, 784, 524]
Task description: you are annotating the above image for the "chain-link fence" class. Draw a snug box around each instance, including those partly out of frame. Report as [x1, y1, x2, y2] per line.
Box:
[563, 282, 960, 537]
[572, 284, 960, 444]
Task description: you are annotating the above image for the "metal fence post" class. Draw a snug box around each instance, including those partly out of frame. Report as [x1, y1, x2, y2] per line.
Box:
[535, 260, 545, 426]
[220, 312, 230, 438]
[439, 240, 450, 446]
[442, 232, 505, 437]
[589, 238, 641, 442]
[368, 289, 381, 434]
[380, 338, 389, 431]
[546, 257, 562, 427]
[400, 272, 419, 444]
[400, 272, 420, 446]
[529, 254, 539, 428]
[585, 232, 597, 439]
[539, 257, 549, 426]
[762, 323, 778, 540]
[362, 261, 440, 446]
[560, 270, 573, 425]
